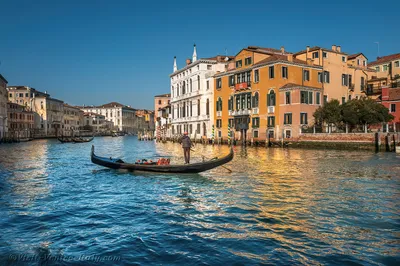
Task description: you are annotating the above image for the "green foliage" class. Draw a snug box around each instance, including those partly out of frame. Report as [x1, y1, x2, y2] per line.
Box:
[313, 98, 394, 131]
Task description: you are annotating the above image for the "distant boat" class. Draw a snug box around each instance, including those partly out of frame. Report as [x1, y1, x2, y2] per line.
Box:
[58, 137, 94, 143]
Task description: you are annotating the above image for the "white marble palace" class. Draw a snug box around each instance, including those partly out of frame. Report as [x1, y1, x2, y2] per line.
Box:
[170, 45, 233, 139]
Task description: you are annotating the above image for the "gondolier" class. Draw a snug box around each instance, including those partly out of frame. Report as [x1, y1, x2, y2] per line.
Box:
[181, 132, 193, 164]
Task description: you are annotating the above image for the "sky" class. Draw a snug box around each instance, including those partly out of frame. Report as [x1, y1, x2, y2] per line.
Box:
[0, 0, 398, 110]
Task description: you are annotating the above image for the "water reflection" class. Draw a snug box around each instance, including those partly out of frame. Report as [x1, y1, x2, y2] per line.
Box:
[0, 137, 399, 265]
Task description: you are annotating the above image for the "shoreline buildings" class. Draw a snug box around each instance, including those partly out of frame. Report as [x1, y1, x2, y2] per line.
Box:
[170, 44, 234, 139]
[0, 74, 9, 140]
[154, 93, 171, 139]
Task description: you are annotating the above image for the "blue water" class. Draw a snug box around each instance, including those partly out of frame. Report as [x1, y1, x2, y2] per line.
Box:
[0, 137, 399, 265]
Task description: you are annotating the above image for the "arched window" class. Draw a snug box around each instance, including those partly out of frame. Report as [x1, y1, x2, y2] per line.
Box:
[190, 79, 192, 92]
[197, 99, 200, 116]
[216, 97, 222, 111]
[228, 96, 234, 111]
[182, 82, 186, 94]
[206, 99, 210, 115]
[267, 90, 276, 106]
[177, 84, 179, 96]
[171, 86, 174, 97]
[252, 92, 259, 107]
[197, 75, 200, 91]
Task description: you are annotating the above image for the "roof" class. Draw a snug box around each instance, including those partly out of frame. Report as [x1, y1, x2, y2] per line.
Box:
[170, 55, 234, 77]
[294, 46, 348, 56]
[253, 54, 310, 66]
[64, 103, 82, 111]
[368, 53, 400, 67]
[279, 83, 322, 91]
[385, 88, 400, 101]
[203, 55, 235, 62]
[0, 74, 8, 84]
[154, 93, 171, 98]
[348, 53, 367, 60]
[98, 102, 136, 110]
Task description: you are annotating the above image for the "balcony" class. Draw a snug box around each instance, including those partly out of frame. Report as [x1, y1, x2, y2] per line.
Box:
[235, 82, 251, 91]
[366, 85, 383, 95]
[232, 109, 252, 116]
[217, 111, 222, 117]
[268, 106, 275, 114]
[228, 110, 234, 116]
[349, 84, 355, 91]
[252, 108, 259, 115]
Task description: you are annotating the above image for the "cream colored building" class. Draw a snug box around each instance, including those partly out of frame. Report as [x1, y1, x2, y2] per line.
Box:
[0, 74, 8, 140]
[367, 53, 400, 94]
[63, 104, 84, 136]
[294, 45, 373, 104]
[81, 102, 137, 133]
[7, 86, 64, 137]
[83, 112, 113, 133]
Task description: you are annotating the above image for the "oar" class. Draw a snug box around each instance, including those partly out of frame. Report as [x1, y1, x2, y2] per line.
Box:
[190, 149, 232, 173]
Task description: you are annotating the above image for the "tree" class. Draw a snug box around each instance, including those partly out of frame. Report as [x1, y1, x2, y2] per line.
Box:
[313, 99, 342, 133]
[341, 99, 360, 132]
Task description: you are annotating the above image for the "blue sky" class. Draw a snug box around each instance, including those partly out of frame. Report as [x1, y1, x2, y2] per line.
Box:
[0, 0, 398, 109]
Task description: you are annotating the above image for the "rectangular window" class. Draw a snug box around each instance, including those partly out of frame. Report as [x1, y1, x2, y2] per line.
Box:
[282, 66, 288, 79]
[342, 56, 346, 62]
[254, 69, 259, 83]
[308, 91, 313, 104]
[268, 116, 275, 127]
[361, 77, 365, 91]
[342, 74, 348, 86]
[253, 130, 259, 138]
[236, 73, 241, 84]
[318, 72, 323, 83]
[390, 104, 396, 113]
[216, 78, 222, 89]
[236, 60, 242, 68]
[19, 93, 23, 97]
[395, 61, 400, 68]
[316, 92, 321, 105]
[300, 91, 308, 104]
[206, 80, 209, 90]
[300, 113, 308, 125]
[284, 113, 292, 125]
[303, 69, 310, 81]
[9, 93, 12, 98]
[216, 119, 222, 128]
[245, 57, 252, 65]
[322, 52, 327, 58]
[25, 93, 28, 97]
[207, 65, 212, 70]
[375, 66, 380, 72]
[252, 117, 260, 128]
[324, 95, 328, 103]
[363, 60, 366, 66]
[229, 75, 235, 86]
[348, 95, 352, 101]
[312, 51, 319, 59]
[342, 97, 345, 104]
[228, 119, 234, 127]
[324, 71, 330, 83]
[357, 59, 360, 65]
[269, 66, 275, 79]
[285, 91, 291, 104]
[383, 65, 388, 71]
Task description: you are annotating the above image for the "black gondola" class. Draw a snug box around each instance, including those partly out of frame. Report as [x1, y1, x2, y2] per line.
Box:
[90, 145, 234, 173]
[58, 137, 94, 143]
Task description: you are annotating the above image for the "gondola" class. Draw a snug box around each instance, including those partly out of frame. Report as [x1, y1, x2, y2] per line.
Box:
[58, 137, 94, 143]
[90, 145, 234, 173]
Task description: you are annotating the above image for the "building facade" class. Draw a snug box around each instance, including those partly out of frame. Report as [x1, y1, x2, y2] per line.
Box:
[154, 93, 170, 120]
[83, 112, 113, 133]
[63, 104, 84, 136]
[367, 53, 400, 96]
[7, 86, 64, 137]
[7, 102, 35, 139]
[380, 87, 400, 132]
[170, 44, 233, 139]
[0, 74, 8, 141]
[81, 102, 138, 133]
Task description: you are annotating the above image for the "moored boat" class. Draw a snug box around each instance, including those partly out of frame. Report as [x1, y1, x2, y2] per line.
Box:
[90, 145, 234, 173]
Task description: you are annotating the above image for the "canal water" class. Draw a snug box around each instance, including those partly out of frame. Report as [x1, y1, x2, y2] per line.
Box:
[0, 137, 399, 265]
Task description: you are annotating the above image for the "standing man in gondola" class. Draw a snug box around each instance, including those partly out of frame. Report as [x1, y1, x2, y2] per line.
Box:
[181, 132, 193, 164]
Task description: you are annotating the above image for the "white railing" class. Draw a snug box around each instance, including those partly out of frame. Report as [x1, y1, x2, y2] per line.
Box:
[228, 110, 234, 116]
[217, 111, 222, 117]
[268, 106, 275, 114]
[252, 108, 259, 115]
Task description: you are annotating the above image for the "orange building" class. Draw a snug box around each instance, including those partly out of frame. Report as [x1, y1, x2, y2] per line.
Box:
[214, 46, 323, 141]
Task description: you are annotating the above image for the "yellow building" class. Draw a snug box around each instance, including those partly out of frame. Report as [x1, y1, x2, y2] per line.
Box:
[214, 46, 323, 141]
[367, 53, 400, 96]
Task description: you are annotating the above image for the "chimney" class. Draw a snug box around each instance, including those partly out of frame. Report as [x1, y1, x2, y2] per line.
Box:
[280, 46, 285, 54]
[287, 54, 293, 62]
[186, 58, 192, 65]
[332, 45, 337, 51]
[306, 46, 310, 59]
[173, 56, 177, 72]
[337, 46, 341, 52]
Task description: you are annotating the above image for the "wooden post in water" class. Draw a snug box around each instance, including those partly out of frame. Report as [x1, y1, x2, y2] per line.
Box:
[385, 134, 390, 152]
[375, 132, 380, 152]
[392, 134, 396, 152]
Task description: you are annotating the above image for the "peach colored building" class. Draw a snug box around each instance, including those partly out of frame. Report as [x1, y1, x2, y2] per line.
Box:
[214, 46, 323, 140]
[7, 102, 35, 139]
[154, 93, 170, 121]
[367, 53, 400, 96]
[0, 74, 8, 140]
